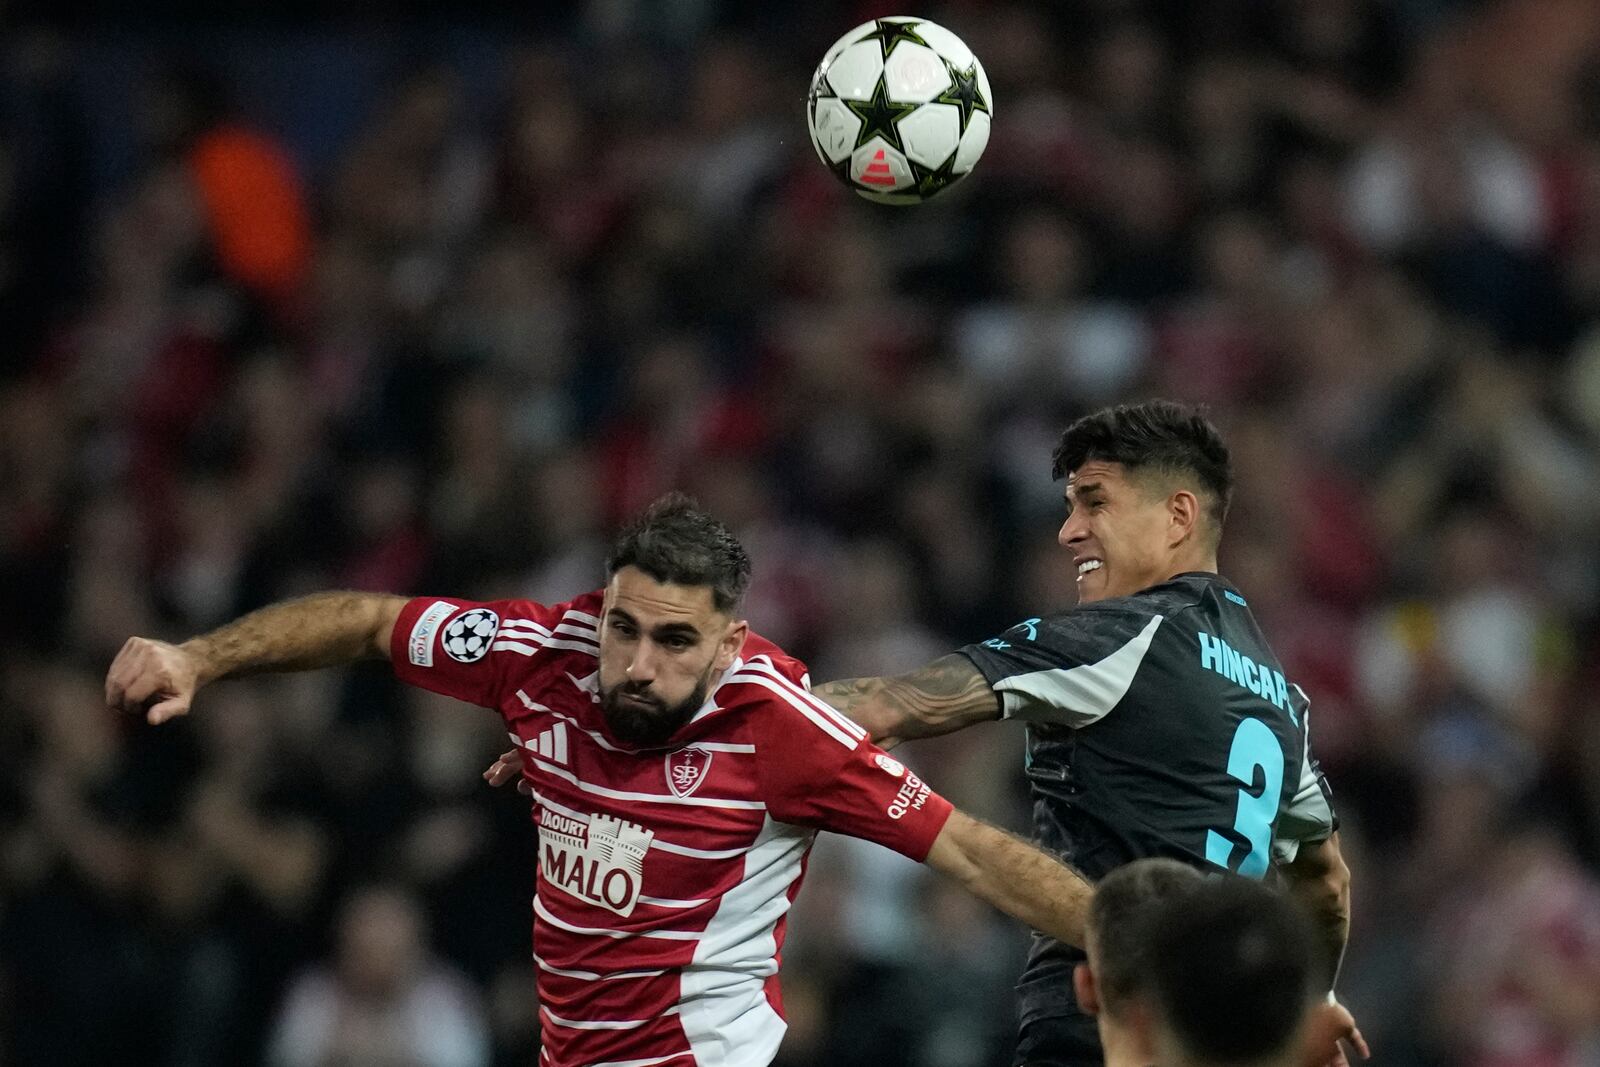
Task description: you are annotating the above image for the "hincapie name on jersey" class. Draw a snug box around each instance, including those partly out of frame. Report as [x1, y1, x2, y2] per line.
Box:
[539, 807, 654, 917]
[1196, 631, 1294, 719]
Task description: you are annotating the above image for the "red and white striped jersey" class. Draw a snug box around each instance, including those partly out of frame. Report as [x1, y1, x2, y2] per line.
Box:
[391, 591, 954, 1067]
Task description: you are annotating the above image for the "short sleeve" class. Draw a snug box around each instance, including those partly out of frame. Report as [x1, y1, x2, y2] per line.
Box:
[1272, 702, 1339, 862]
[957, 608, 1164, 728]
[390, 596, 572, 710]
[740, 664, 953, 861]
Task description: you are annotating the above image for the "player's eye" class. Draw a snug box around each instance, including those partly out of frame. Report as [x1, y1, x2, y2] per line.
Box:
[662, 635, 693, 650]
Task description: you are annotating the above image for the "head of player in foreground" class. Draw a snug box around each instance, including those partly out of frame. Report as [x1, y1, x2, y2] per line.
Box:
[1075, 857, 1204, 1067]
[596, 493, 750, 746]
[1143, 875, 1363, 1067]
[1055, 400, 1232, 604]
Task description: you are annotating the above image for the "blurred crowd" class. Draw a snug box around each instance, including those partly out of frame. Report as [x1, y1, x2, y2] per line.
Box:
[5, 0, 1600, 1064]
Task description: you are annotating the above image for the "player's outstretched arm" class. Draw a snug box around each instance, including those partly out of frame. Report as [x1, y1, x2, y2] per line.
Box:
[105, 592, 408, 724]
[814, 654, 1000, 748]
[923, 809, 1091, 948]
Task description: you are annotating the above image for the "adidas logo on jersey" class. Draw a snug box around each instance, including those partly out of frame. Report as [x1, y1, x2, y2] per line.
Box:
[527, 722, 569, 765]
[539, 808, 654, 917]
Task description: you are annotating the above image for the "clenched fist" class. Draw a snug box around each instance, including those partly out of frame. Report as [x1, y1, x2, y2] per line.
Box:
[105, 637, 204, 725]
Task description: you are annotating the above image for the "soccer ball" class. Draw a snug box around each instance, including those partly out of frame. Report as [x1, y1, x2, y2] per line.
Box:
[443, 608, 500, 663]
[807, 17, 993, 204]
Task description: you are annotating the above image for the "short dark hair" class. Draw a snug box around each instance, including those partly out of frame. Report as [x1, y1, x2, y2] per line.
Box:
[606, 492, 752, 614]
[1145, 876, 1324, 1063]
[1052, 401, 1233, 533]
[1088, 858, 1205, 1011]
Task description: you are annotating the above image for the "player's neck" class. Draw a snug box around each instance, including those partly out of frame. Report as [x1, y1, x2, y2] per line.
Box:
[1097, 1019, 1154, 1067]
[1165, 545, 1219, 582]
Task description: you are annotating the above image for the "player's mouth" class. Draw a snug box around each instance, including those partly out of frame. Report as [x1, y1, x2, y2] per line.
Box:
[1076, 559, 1103, 583]
[618, 691, 664, 712]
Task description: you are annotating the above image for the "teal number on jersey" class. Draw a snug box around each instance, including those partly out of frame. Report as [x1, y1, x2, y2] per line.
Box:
[1205, 717, 1285, 878]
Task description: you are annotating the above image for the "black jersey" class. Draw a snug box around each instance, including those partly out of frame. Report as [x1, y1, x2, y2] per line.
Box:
[958, 572, 1336, 1064]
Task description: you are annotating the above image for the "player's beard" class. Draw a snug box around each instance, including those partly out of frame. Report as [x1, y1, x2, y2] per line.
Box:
[599, 661, 718, 748]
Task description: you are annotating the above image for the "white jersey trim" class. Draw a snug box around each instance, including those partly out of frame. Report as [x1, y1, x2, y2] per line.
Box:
[588, 1054, 694, 1067]
[741, 657, 866, 739]
[534, 954, 669, 982]
[531, 756, 767, 811]
[541, 1005, 678, 1031]
[676, 815, 808, 1066]
[534, 895, 702, 941]
[725, 669, 858, 750]
[495, 637, 601, 657]
[996, 615, 1164, 727]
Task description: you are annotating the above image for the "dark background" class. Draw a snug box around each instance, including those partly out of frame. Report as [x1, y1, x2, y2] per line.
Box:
[4, 1, 1600, 1064]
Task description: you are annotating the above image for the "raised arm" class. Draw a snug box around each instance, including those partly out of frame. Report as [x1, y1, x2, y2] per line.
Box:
[105, 592, 408, 724]
[814, 654, 1000, 748]
[923, 809, 1091, 948]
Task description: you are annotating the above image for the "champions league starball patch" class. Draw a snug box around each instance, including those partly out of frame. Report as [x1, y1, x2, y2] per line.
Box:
[442, 608, 500, 663]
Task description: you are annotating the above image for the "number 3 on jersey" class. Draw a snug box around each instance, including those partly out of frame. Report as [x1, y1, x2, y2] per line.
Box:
[1205, 717, 1285, 878]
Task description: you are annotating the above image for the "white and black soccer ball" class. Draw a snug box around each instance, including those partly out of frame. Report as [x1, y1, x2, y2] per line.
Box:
[807, 16, 993, 204]
[443, 608, 500, 663]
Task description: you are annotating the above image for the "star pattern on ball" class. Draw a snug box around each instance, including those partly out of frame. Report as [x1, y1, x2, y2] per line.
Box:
[911, 152, 961, 199]
[856, 19, 931, 59]
[845, 76, 918, 152]
[936, 62, 990, 136]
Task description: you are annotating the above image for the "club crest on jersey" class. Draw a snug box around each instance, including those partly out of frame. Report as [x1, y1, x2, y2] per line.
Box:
[442, 608, 499, 663]
[874, 754, 906, 778]
[665, 747, 713, 799]
[538, 808, 653, 917]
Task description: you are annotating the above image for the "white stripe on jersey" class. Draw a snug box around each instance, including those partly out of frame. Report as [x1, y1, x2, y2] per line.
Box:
[494, 637, 601, 657]
[686, 741, 756, 753]
[534, 954, 669, 982]
[554, 622, 600, 640]
[500, 617, 598, 642]
[638, 894, 711, 909]
[499, 620, 597, 650]
[589, 1054, 695, 1067]
[517, 691, 625, 752]
[530, 789, 756, 860]
[725, 670, 858, 749]
[531, 756, 766, 810]
[741, 658, 867, 740]
[535, 894, 701, 940]
[541, 1005, 678, 1031]
[563, 609, 602, 627]
[678, 816, 810, 1066]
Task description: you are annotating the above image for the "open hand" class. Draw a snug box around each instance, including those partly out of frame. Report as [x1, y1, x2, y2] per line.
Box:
[483, 749, 531, 796]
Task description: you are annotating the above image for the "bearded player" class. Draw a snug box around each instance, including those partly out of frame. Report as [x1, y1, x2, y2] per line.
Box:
[105, 493, 1096, 1067]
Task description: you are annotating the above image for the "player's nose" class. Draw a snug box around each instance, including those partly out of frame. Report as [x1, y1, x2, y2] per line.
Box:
[626, 646, 657, 681]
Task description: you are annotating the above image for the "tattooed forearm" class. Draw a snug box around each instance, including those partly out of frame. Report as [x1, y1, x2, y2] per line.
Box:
[815, 654, 1000, 746]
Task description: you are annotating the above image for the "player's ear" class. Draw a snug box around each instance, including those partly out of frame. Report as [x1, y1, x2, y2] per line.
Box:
[1168, 488, 1200, 546]
[1073, 963, 1101, 1016]
[715, 619, 748, 672]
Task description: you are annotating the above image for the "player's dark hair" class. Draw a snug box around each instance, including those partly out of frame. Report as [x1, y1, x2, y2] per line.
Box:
[1088, 858, 1205, 1011]
[1145, 876, 1324, 1064]
[606, 492, 752, 614]
[1052, 401, 1233, 533]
